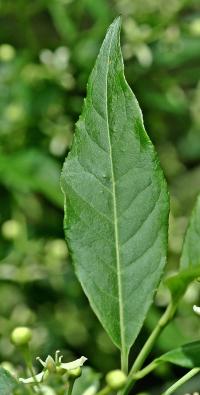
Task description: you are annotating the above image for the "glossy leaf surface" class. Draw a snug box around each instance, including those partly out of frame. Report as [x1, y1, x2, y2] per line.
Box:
[61, 18, 169, 358]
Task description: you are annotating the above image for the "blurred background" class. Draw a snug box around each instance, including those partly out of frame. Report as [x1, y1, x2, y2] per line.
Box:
[0, 0, 200, 393]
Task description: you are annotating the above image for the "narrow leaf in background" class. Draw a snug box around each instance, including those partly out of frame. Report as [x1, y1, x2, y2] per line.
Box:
[158, 341, 200, 369]
[165, 265, 200, 303]
[61, 17, 169, 368]
[181, 194, 200, 269]
[165, 194, 200, 303]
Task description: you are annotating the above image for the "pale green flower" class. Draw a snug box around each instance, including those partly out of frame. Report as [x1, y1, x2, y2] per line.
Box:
[193, 305, 200, 316]
[19, 351, 87, 384]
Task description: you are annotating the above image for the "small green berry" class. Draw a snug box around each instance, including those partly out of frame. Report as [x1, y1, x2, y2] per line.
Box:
[46, 239, 68, 259]
[68, 367, 82, 378]
[106, 369, 127, 390]
[2, 220, 21, 240]
[190, 19, 200, 36]
[11, 327, 32, 346]
[0, 44, 15, 61]
[56, 366, 65, 375]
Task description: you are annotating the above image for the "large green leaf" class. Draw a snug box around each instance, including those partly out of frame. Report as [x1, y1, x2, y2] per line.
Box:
[61, 17, 169, 360]
[0, 368, 16, 395]
[180, 194, 200, 269]
[158, 341, 200, 369]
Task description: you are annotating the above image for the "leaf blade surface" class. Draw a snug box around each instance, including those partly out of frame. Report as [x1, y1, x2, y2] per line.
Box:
[61, 17, 169, 356]
[158, 341, 200, 368]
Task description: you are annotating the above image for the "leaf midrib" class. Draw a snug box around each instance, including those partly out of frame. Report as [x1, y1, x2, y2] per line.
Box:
[104, 28, 126, 361]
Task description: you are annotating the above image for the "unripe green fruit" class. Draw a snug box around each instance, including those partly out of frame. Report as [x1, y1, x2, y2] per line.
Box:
[11, 327, 32, 346]
[47, 239, 68, 259]
[2, 220, 21, 240]
[56, 366, 66, 375]
[190, 19, 200, 36]
[0, 44, 15, 61]
[68, 367, 82, 378]
[106, 369, 127, 390]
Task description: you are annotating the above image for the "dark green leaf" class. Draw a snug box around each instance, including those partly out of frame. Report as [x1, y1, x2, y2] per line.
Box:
[158, 341, 200, 368]
[0, 368, 16, 395]
[61, 17, 169, 359]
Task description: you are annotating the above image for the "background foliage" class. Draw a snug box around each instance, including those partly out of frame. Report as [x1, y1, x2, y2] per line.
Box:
[0, 0, 200, 393]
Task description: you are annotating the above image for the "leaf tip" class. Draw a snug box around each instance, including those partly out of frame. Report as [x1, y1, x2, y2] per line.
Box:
[109, 16, 122, 33]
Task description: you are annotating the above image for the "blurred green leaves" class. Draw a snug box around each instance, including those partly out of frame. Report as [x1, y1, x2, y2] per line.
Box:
[0, 368, 16, 395]
[0, 150, 63, 208]
[166, 194, 200, 303]
[73, 367, 100, 395]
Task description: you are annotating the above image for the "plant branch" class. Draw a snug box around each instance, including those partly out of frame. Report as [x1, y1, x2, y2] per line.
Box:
[121, 350, 128, 375]
[22, 346, 42, 394]
[132, 359, 160, 380]
[95, 386, 112, 395]
[160, 368, 200, 395]
[67, 379, 75, 395]
[122, 302, 176, 395]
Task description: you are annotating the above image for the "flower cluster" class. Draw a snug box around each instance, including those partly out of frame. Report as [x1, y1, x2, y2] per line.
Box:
[19, 351, 87, 384]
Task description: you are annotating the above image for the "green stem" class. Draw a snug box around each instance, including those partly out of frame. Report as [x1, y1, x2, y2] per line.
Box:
[47, 1, 77, 44]
[67, 379, 75, 395]
[132, 359, 160, 380]
[122, 302, 176, 395]
[95, 386, 112, 395]
[161, 368, 200, 395]
[121, 350, 128, 374]
[22, 346, 42, 394]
